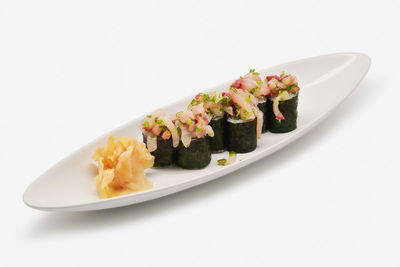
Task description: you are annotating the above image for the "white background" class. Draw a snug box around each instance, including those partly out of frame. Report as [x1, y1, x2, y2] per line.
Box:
[1, 0, 399, 266]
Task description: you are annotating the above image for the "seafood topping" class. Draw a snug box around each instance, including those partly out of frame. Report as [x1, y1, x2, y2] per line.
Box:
[232, 69, 270, 99]
[223, 88, 258, 120]
[189, 91, 230, 119]
[142, 109, 179, 151]
[223, 87, 263, 138]
[173, 109, 214, 148]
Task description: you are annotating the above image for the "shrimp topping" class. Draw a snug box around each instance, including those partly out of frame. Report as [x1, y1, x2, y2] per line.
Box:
[232, 69, 270, 99]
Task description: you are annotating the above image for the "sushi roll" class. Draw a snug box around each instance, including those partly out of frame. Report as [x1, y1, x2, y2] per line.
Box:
[265, 72, 300, 133]
[141, 110, 179, 167]
[231, 69, 270, 133]
[223, 87, 263, 153]
[173, 110, 214, 169]
[188, 92, 230, 152]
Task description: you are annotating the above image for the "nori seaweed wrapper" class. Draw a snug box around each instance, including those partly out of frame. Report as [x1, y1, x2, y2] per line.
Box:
[226, 117, 257, 153]
[266, 93, 298, 133]
[257, 98, 267, 133]
[209, 116, 226, 153]
[143, 134, 175, 167]
[176, 137, 211, 169]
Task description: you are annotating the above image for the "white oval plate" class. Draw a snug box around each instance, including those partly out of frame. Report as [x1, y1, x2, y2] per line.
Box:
[23, 53, 371, 212]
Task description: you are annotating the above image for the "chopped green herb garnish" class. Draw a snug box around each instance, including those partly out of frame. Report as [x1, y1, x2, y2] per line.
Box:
[218, 151, 236, 166]
[235, 108, 241, 118]
[142, 121, 150, 128]
[221, 97, 232, 106]
[249, 69, 259, 75]
[200, 93, 211, 102]
[217, 159, 227, 166]
[189, 99, 196, 106]
[146, 115, 152, 118]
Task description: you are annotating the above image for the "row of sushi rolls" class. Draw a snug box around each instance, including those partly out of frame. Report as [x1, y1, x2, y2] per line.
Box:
[141, 70, 300, 169]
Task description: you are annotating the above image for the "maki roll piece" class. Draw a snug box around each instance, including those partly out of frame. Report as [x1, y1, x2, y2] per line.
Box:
[265, 72, 300, 133]
[141, 110, 179, 167]
[188, 91, 229, 153]
[222, 87, 263, 153]
[231, 69, 270, 133]
[173, 109, 214, 169]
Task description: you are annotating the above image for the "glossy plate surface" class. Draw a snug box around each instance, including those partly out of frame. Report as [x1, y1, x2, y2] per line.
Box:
[23, 53, 371, 211]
